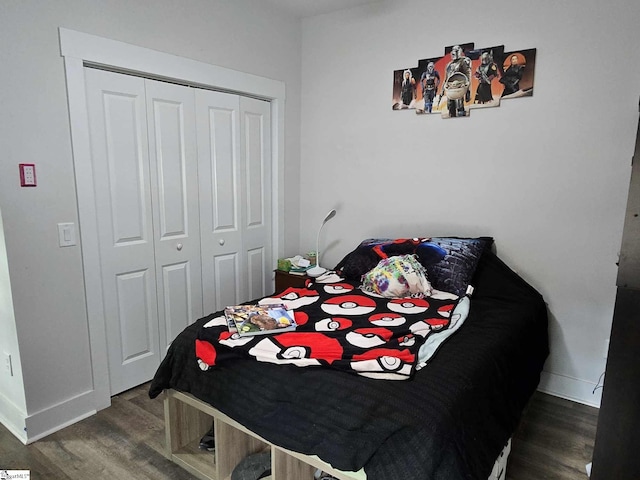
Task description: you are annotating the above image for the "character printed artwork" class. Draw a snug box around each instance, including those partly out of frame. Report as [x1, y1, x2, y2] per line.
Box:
[393, 42, 536, 119]
[416, 57, 442, 114]
[500, 48, 536, 98]
[473, 45, 504, 107]
[441, 43, 474, 118]
[392, 68, 419, 109]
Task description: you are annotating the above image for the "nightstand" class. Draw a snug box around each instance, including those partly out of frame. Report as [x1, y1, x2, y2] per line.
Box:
[274, 270, 309, 292]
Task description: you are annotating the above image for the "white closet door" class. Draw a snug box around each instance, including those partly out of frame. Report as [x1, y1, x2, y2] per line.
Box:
[85, 69, 272, 395]
[241, 97, 272, 301]
[196, 90, 244, 313]
[85, 68, 161, 394]
[145, 79, 203, 353]
[196, 91, 273, 313]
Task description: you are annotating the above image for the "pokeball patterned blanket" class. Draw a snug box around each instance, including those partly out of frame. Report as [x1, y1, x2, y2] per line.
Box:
[195, 281, 466, 380]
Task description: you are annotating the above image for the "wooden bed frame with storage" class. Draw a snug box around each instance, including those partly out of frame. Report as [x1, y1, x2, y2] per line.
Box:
[163, 388, 510, 480]
[163, 389, 361, 480]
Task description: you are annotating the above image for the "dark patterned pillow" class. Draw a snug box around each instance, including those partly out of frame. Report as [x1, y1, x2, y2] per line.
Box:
[424, 237, 493, 296]
[334, 238, 391, 280]
[335, 238, 444, 280]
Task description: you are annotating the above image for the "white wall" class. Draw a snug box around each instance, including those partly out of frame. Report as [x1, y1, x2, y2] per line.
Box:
[300, 0, 640, 407]
[0, 0, 302, 441]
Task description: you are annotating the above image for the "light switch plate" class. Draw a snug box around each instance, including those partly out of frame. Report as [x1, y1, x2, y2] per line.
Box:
[57, 223, 77, 247]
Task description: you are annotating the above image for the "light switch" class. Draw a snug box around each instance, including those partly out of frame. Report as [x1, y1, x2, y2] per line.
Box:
[57, 223, 77, 247]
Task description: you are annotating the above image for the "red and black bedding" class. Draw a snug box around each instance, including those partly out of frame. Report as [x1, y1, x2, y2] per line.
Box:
[194, 283, 465, 380]
[194, 237, 486, 380]
[150, 238, 548, 480]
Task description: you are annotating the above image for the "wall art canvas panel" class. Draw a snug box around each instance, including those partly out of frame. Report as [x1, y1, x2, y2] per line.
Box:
[436, 42, 475, 118]
[392, 66, 420, 110]
[415, 55, 444, 114]
[469, 44, 505, 109]
[393, 42, 536, 119]
[499, 48, 536, 99]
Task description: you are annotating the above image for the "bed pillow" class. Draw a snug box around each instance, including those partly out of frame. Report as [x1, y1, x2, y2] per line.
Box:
[421, 237, 493, 296]
[335, 236, 493, 296]
[334, 238, 391, 281]
[335, 238, 445, 280]
[361, 254, 433, 298]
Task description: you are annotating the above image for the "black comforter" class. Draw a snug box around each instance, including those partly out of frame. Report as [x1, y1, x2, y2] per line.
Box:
[149, 250, 548, 480]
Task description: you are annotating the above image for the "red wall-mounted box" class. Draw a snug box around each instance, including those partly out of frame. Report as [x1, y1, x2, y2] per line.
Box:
[19, 163, 37, 187]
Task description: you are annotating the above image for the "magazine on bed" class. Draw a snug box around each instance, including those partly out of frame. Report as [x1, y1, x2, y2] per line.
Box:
[224, 304, 297, 336]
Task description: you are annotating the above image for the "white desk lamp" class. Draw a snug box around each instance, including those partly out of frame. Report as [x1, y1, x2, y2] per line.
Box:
[306, 209, 337, 278]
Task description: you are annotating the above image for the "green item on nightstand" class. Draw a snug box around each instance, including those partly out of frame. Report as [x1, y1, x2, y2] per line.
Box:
[277, 258, 292, 272]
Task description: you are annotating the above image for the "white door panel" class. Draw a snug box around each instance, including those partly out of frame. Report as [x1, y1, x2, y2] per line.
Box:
[196, 90, 245, 314]
[145, 79, 203, 353]
[85, 68, 161, 394]
[213, 253, 241, 312]
[247, 247, 267, 301]
[241, 97, 272, 301]
[161, 261, 193, 345]
[116, 269, 155, 363]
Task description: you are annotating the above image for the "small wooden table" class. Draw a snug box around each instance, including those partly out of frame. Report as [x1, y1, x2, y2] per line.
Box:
[274, 270, 309, 292]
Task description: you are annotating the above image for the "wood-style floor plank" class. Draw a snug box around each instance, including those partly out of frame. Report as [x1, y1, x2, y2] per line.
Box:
[0, 384, 598, 480]
[507, 391, 598, 480]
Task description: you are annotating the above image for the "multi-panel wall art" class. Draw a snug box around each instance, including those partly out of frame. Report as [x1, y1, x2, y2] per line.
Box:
[392, 43, 536, 118]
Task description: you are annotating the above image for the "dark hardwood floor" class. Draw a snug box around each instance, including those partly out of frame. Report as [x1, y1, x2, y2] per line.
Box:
[0, 385, 598, 479]
[508, 392, 598, 480]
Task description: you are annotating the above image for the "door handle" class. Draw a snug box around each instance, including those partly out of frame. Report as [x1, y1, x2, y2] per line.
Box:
[177, 243, 183, 251]
[218, 239, 225, 246]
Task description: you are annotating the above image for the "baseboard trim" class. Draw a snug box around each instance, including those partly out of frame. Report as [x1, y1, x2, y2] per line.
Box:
[0, 391, 28, 444]
[24, 390, 96, 444]
[538, 371, 602, 408]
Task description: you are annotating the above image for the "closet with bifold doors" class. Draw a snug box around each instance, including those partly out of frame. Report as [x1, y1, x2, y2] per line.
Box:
[84, 68, 272, 395]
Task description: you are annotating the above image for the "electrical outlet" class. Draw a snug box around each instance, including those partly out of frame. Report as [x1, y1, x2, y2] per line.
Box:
[4, 353, 13, 376]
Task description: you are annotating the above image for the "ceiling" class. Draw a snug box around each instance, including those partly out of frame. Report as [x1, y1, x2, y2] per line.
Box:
[263, 0, 381, 18]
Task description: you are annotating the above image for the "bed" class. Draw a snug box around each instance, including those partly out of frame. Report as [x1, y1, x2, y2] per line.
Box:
[149, 238, 549, 480]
